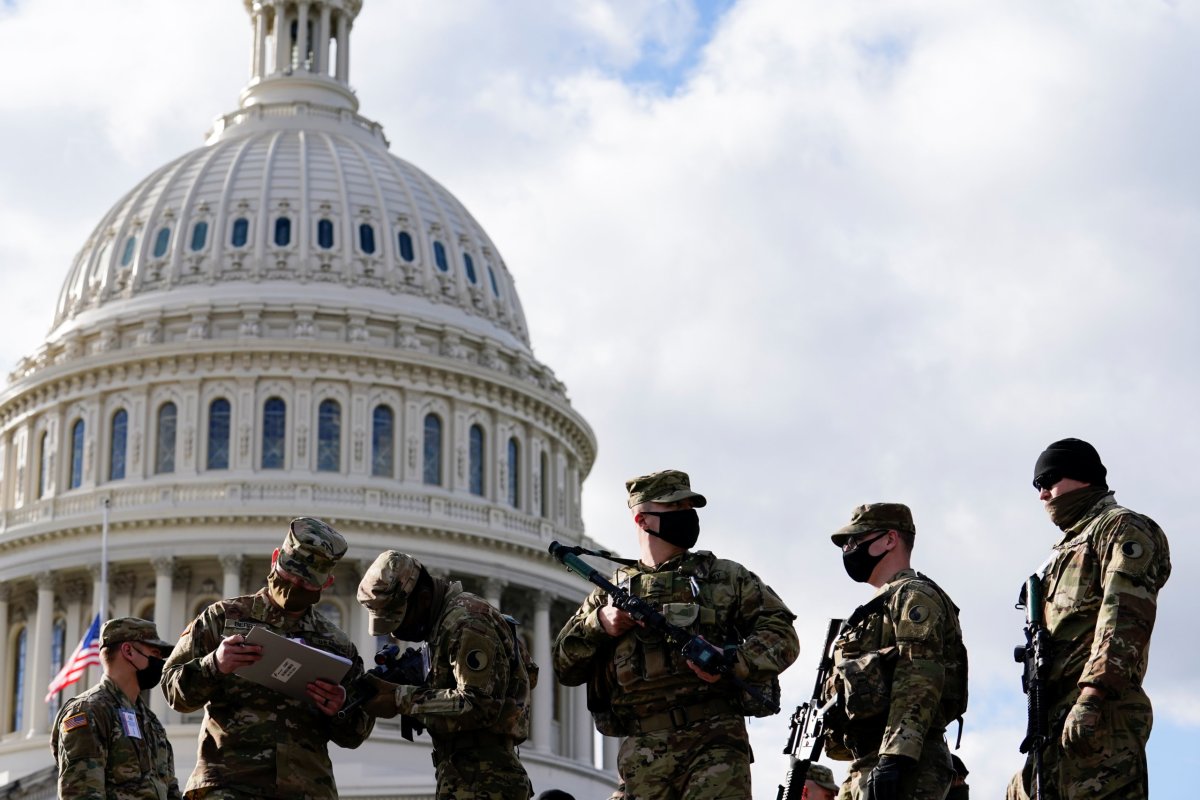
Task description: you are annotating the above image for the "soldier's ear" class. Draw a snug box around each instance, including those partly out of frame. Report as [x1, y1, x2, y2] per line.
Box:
[321, 574, 335, 589]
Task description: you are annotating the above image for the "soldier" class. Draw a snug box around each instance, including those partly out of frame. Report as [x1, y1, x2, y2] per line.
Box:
[804, 764, 840, 800]
[822, 503, 968, 800]
[161, 517, 373, 799]
[553, 469, 799, 800]
[357, 550, 535, 799]
[1008, 438, 1171, 800]
[947, 754, 969, 800]
[51, 617, 181, 800]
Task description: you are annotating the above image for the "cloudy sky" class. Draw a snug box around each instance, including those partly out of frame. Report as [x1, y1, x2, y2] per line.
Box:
[1, 0, 1196, 796]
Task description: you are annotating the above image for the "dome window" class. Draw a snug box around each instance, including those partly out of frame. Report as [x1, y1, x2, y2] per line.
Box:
[207, 398, 231, 470]
[37, 432, 49, 499]
[359, 224, 376, 254]
[398, 231, 415, 262]
[120, 236, 137, 267]
[488, 265, 501, 298]
[262, 397, 287, 469]
[153, 227, 171, 259]
[190, 221, 209, 252]
[372, 405, 394, 478]
[317, 219, 335, 250]
[317, 399, 341, 472]
[469, 424, 485, 497]
[507, 437, 520, 509]
[464, 253, 477, 284]
[540, 450, 550, 517]
[155, 402, 177, 474]
[110, 409, 128, 481]
[231, 217, 250, 248]
[274, 217, 292, 247]
[423, 413, 442, 485]
[69, 419, 85, 489]
[434, 241, 449, 272]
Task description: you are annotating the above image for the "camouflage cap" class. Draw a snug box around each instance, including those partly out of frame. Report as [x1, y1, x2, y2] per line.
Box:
[806, 764, 838, 791]
[277, 517, 347, 586]
[831, 502, 915, 546]
[100, 617, 174, 651]
[357, 550, 426, 635]
[625, 469, 707, 509]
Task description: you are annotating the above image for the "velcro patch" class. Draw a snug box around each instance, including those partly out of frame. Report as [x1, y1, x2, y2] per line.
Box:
[1121, 540, 1144, 559]
[466, 649, 489, 671]
[62, 713, 88, 733]
[908, 605, 929, 623]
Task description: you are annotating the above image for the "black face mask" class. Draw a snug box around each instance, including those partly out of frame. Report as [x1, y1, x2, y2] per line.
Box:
[642, 509, 700, 549]
[136, 655, 165, 690]
[841, 531, 889, 583]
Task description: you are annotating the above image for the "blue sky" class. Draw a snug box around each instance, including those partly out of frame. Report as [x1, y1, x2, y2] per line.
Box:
[0, 1, 1196, 797]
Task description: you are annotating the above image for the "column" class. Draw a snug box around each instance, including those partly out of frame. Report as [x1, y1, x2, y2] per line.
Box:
[253, 5, 268, 80]
[571, 683, 593, 764]
[274, 1, 290, 74]
[335, 11, 349, 82]
[0, 583, 10, 734]
[483, 577, 504, 611]
[111, 572, 134, 619]
[151, 558, 175, 721]
[220, 553, 243, 599]
[531, 592, 553, 752]
[317, 4, 332, 75]
[296, 2, 310, 71]
[26, 572, 55, 737]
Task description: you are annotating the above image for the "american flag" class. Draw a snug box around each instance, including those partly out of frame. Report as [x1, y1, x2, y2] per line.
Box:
[45, 614, 101, 702]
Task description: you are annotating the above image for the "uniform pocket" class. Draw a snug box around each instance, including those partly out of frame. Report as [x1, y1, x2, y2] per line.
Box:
[838, 646, 896, 721]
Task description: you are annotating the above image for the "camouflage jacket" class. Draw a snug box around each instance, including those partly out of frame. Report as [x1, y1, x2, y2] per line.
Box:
[161, 589, 374, 799]
[395, 582, 533, 744]
[823, 569, 967, 762]
[50, 675, 182, 800]
[552, 550, 798, 731]
[1039, 493, 1171, 699]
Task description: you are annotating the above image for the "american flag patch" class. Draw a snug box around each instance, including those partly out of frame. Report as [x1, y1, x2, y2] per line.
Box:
[61, 713, 88, 732]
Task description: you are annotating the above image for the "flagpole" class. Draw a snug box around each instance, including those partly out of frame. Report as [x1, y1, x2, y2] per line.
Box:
[99, 497, 109, 625]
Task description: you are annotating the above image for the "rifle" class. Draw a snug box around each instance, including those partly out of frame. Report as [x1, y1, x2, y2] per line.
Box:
[777, 618, 844, 800]
[548, 540, 779, 715]
[339, 643, 428, 741]
[1013, 574, 1049, 800]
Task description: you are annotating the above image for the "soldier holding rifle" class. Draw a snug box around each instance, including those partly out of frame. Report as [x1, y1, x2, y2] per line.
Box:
[1008, 439, 1171, 800]
[552, 469, 799, 800]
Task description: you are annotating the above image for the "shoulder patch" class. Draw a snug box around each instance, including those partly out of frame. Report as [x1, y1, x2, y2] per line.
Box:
[907, 605, 930, 624]
[1121, 540, 1144, 559]
[466, 649, 489, 671]
[61, 713, 88, 733]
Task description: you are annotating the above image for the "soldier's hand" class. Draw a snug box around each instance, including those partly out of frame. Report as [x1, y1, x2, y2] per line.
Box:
[598, 599, 636, 637]
[307, 679, 347, 716]
[1062, 693, 1103, 756]
[865, 754, 913, 800]
[214, 634, 263, 674]
[362, 674, 403, 718]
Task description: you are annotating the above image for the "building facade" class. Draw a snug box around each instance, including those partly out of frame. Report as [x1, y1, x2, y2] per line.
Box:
[0, 1, 613, 795]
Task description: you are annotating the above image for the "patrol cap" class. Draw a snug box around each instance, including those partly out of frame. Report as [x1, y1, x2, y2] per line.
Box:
[625, 469, 707, 509]
[806, 764, 838, 791]
[277, 517, 347, 586]
[831, 502, 915, 546]
[101, 617, 174, 651]
[357, 550, 426, 635]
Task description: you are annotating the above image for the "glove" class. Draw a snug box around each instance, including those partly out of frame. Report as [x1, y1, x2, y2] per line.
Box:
[361, 674, 403, 719]
[1061, 694, 1103, 757]
[865, 754, 915, 800]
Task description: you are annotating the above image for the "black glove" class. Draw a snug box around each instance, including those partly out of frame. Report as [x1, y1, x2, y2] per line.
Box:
[865, 754, 916, 800]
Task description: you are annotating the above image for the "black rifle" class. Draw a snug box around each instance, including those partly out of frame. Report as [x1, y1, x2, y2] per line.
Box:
[1014, 574, 1049, 800]
[777, 618, 844, 800]
[548, 540, 779, 714]
[339, 643, 427, 741]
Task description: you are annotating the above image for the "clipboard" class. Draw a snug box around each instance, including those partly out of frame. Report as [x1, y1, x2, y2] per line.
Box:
[234, 626, 353, 702]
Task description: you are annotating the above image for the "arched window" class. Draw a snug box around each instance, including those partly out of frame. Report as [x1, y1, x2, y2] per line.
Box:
[422, 413, 442, 485]
[231, 217, 250, 248]
[359, 224, 376, 254]
[317, 219, 334, 250]
[540, 450, 549, 517]
[397, 231, 415, 262]
[67, 420, 86, 489]
[190, 221, 209, 252]
[464, 253, 477, 284]
[48, 619, 67, 719]
[12, 627, 27, 732]
[120, 236, 137, 267]
[153, 227, 171, 258]
[37, 432, 49, 498]
[469, 425, 485, 497]
[433, 241, 449, 272]
[274, 217, 291, 247]
[109, 409, 128, 481]
[207, 399, 231, 470]
[507, 437, 519, 508]
[371, 405, 394, 478]
[262, 397, 286, 469]
[488, 265, 501, 297]
[155, 403, 177, 474]
[317, 399, 341, 472]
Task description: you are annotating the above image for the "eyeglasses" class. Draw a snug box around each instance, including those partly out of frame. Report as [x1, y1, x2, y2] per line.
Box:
[1033, 471, 1061, 491]
[840, 530, 888, 553]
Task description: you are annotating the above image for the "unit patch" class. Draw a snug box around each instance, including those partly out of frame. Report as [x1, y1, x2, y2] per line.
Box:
[1121, 540, 1144, 559]
[908, 605, 930, 624]
[465, 650, 489, 671]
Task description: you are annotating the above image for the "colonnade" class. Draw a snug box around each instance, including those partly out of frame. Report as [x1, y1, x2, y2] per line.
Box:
[251, 1, 353, 84]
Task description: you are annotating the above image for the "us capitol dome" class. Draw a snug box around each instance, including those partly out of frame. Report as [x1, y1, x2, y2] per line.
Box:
[0, 1, 612, 796]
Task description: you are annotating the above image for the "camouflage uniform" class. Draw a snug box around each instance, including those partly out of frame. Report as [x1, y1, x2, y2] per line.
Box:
[1008, 491, 1171, 800]
[358, 551, 534, 800]
[161, 518, 373, 799]
[52, 678, 181, 799]
[555, 552, 798, 799]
